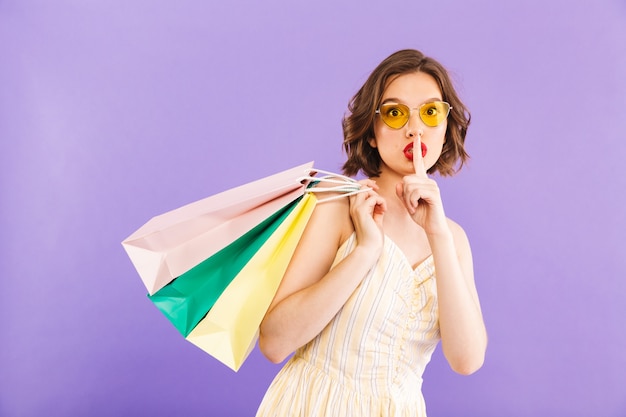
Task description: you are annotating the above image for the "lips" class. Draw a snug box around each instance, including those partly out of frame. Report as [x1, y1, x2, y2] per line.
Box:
[403, 142, 427, 160]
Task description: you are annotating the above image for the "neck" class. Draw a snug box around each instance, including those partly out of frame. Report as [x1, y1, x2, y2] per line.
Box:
[369, 166, 405, 195]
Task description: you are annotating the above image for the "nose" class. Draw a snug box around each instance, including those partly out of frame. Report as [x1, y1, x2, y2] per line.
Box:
[405, 112, 424, 138]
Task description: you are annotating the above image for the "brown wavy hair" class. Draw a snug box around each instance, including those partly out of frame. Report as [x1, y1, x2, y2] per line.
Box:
[342, 49, 470, 177]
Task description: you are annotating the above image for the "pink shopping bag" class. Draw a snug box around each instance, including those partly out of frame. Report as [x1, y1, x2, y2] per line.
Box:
[122, 161, 314, 294]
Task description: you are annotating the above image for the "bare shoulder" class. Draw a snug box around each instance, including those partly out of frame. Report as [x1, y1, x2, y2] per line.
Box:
[305, 180, 356, 244]
[445, 217, 480, 307]
[446, 217, 473, 259]
[309, 191, 354, 243]
[267, 191, 354, 308]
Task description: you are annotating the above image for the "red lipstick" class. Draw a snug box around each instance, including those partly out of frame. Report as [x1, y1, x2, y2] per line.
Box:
[403, 142, 427, 160]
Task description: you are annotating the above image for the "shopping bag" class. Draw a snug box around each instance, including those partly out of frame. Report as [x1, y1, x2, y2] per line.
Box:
[122, 162, 314, 295]
[123, 162, 368, 372]
[185, 192, 318, 371]
[148, 197, 302, 336]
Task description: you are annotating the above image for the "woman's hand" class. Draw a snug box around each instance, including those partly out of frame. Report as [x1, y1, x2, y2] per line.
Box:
[395, 135, 448, 235]
[349, 179, 387, 256]
[259, 179, 389, 363]
[395, 136, 487, 374]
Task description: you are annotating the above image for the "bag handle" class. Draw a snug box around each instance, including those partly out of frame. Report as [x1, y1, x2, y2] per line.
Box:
[299, 169, 372, 203]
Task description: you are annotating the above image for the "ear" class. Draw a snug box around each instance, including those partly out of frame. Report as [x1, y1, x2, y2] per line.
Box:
[368, 137, 377, 148]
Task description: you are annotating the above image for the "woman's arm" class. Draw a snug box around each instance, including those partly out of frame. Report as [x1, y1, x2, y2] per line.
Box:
[259, 182, 386, 363]
[429, 220, 487, 375]
[397, 136, 487, 375]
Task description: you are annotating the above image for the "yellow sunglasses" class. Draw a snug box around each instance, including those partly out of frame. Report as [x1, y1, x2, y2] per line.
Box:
[376, 101, 452, 129]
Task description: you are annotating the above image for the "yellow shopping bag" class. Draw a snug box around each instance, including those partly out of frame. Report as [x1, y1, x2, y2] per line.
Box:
[185, 192, 318, 371]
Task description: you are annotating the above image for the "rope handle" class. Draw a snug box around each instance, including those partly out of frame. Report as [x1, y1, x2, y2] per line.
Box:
[298, 168, 371, 203]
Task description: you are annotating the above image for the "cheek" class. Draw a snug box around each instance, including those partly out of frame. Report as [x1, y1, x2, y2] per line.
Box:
[433, 126, 447, 146]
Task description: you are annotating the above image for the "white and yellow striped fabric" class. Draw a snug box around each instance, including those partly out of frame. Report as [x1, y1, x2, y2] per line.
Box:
[256, 233, 440, 417]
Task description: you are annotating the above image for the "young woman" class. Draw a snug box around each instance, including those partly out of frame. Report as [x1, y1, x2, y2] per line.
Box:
[256, 49, 487, 416]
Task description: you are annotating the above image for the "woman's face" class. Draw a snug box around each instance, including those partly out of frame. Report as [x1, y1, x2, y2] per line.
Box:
[370, 71, 447, 176]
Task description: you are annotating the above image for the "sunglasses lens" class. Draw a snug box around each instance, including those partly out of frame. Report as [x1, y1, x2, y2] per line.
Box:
[379, 103, 410, 129]
[420, 101, 450, 127]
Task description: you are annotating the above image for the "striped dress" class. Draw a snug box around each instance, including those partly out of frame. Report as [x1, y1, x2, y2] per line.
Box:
[256, 233, 440, 417]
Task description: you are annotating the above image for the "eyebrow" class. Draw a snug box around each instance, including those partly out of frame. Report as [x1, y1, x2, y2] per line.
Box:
[381, 97, 443, 106]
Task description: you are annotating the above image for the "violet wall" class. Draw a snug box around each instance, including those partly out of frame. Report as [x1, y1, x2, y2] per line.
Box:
[1, 1, 625, 416]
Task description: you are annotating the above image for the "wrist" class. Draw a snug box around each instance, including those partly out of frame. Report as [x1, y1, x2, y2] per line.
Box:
[425, 224, 454, 240]
[352, 241, 382, 264]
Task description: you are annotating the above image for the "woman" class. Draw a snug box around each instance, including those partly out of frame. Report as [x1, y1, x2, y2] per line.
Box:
[256, 49, 487, 416]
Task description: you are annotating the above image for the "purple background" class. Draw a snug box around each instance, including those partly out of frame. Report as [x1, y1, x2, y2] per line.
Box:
[1, 1, 625, 416]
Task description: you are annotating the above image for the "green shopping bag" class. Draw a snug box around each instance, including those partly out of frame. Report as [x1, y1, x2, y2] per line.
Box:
[148, 196, 302, 336]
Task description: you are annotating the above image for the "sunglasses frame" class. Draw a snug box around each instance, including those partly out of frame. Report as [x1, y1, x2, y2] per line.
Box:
[375, 101, 452, 129]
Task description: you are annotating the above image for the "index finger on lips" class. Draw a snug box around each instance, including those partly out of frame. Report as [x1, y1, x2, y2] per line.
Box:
[413, 134, 427, 178]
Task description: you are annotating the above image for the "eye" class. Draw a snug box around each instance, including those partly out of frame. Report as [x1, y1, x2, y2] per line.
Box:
[384, 105, 406, 119]
[422, 104, 439, 117]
